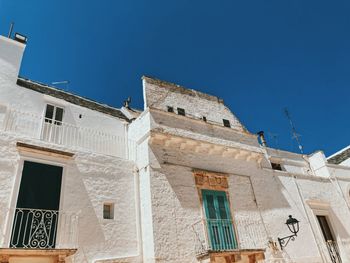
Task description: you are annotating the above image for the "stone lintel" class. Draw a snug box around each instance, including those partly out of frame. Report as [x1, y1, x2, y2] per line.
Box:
[194, 170, 229, 191]
[16, 142, 74, 159]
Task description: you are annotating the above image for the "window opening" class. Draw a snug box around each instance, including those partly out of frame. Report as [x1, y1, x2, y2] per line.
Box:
[177, 108, 185, 116]
[103, 203, 114, 219]
[316, 215, 342, 263]
[45, 104, 64, 125]
[42, 104, 64, 143]
[223, 119, 231, 128]
[167, 106, 174, 113]
[271, 162, 282, 171]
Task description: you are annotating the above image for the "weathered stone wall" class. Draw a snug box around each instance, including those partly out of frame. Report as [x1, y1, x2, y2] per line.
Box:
[142, 77, 246, 132]
[144, 140, 350, 262]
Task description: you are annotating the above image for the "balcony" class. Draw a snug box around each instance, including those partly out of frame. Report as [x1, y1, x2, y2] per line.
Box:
[2, 108, 136, 159]
[0, 208, 78, 262]
[192, 217, 267, 257]
[326, 240, 342, 263]
[1, 207, 78, 250]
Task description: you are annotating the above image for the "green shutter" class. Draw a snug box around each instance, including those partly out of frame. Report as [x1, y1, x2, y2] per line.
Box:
[202, 190, 237, 250]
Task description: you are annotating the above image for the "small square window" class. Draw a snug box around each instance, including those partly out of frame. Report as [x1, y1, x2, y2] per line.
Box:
[103, 203, 114, 219]
[271, 162, 282, 171]
[167, 106, 174, 113]
[223, 119, 231, 128]
[177, 108, 185, 116]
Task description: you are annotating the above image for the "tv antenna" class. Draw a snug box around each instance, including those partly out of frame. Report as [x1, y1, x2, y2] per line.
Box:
[52, 80, 70, 90]
[284, 108, 303, 154]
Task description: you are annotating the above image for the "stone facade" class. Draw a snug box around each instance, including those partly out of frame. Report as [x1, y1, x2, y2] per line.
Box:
[2, 33, 350, 263]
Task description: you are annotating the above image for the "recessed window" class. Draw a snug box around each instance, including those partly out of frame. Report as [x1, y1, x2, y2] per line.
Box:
[271, 162, 282, 171]
[45, 104, 64, 125]
[202, 116, 207, 122]
[167, 106, 174, 113]
[177, 108, 185, 116]
[223, 119, 231, 128]
[103, 203, 114, 219]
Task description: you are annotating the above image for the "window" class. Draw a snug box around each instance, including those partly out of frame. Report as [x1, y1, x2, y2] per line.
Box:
[42, 104, 64, 143]
[202, 190, 237, 250]
[223, 119, 231, 128]
[202, 116, 207, 122]
[271, 162, 282, 171]
[103, 203, 114, 219]
[177, 108, 185, 116]
[167, 106, 174, 113]
[317, 216, 334, 242]
[316, 215, 342, 263]
[45, 104, 64, 125]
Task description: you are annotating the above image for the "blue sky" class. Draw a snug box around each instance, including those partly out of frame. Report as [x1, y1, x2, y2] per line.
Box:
[1, 0, 350, 156]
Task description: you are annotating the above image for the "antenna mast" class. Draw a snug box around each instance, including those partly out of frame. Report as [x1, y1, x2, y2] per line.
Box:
[284, 108, 304, 154]
[52, 80, 70, 90]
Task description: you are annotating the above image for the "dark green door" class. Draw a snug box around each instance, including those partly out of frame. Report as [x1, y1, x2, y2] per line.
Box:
[11, 161, 63, 248]
[202, 189, 237, 251]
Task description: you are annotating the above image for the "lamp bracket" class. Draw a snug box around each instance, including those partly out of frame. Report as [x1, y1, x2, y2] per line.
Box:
[277, 234, 297, 250]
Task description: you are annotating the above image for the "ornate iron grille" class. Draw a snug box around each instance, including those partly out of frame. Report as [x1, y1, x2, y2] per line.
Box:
[10, 208, 78, 249]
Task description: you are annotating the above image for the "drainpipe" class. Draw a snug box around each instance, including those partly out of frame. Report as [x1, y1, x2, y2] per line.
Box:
[134, 166, 143, 260]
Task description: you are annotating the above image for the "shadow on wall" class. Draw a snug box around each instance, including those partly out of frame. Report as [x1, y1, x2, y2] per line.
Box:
[64, 162, 105, 246]
[65, 158, 138, 261]
[254, 175, 304, 213]
[149, 143, 293, 211]
[150, 110, 258, 147]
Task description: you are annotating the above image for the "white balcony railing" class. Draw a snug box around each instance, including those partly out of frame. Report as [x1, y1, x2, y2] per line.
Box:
[3, 108, 136, 160]
[326, 240, 342, 263]
[5, 207, 79, 249]
[192, 217, 267, 256]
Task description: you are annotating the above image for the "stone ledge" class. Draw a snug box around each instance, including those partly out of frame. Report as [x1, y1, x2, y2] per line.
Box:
[0, 248, 77, 263]
[197, 249, 265, 263]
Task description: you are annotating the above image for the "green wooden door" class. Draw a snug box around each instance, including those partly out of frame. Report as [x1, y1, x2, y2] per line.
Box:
[202, 189, 237, 251]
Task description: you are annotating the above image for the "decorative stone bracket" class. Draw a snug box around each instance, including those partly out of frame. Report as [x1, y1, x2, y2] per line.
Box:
[149, 132, 263, 163]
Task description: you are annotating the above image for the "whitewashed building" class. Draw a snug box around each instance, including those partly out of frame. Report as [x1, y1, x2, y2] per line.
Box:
[1, 32, 350, 263]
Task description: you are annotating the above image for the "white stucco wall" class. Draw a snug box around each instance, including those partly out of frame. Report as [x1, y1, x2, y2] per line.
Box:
[0, 34, 142, 263]
[0, 131, 139, 263]
[0, 36, 25, 84]
[135, 78, 350, 263]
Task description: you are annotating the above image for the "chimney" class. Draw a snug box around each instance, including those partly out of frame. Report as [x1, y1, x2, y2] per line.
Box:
[257, 131, 267, 147]
[0, 28, 27, 84]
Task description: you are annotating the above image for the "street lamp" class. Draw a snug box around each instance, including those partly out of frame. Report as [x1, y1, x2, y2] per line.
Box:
[278, 215, 300, 250]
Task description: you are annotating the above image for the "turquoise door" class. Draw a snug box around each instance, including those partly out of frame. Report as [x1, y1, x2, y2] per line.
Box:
[202, 190, 237, 251]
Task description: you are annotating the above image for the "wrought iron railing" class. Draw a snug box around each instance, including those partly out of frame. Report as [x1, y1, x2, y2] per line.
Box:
[9, 208, 79, 249]
[3, 108, 136, 160]
[326, 240, 342, 263]
[192, 219, 236, 255]
[192, 217, 267, 256]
